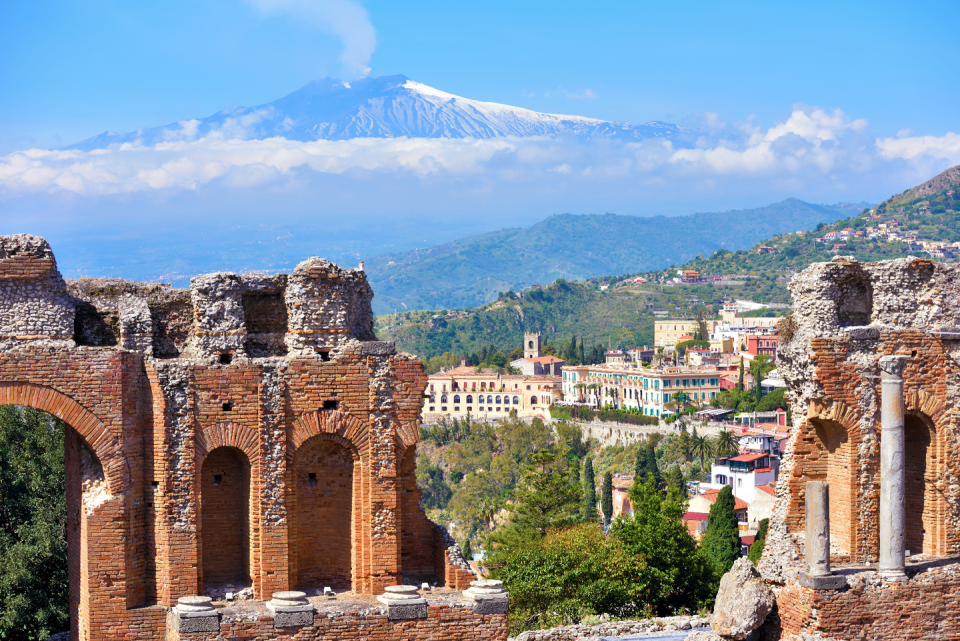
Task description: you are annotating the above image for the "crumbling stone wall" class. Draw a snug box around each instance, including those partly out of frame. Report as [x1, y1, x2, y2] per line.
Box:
[758, 256, 960, 639]
[0, 234, 470, 641]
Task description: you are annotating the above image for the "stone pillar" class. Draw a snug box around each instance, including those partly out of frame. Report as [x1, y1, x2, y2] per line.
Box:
[266, 591, 314, 628]
[879, 355, 908, 581]
[805, 481, 831, 577]
[800, 482, 847, 590]
[168, 596, 219, 634]
[377, 585, 427, 620]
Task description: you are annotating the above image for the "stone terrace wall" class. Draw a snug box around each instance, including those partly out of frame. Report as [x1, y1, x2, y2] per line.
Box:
[0, 234, 473, 641]
[756, 256, 960, 639]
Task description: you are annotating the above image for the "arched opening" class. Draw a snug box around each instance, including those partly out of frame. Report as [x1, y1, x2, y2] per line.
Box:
[199, 447, 251, 588]
[0, 405, 107, 641]
[904, 413, 943, 555]
[809, 418, 854, 554]
[294, 437, 354, 590]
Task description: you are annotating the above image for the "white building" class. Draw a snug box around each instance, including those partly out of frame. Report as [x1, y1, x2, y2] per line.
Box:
[709, 453, 778, 505]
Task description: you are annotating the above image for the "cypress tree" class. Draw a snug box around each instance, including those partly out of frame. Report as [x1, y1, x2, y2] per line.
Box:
[668, 464, 684, 491]
[601, 471, 614, 526]
[748, 518, 769, 565]
[582, 456, 597, 521]
[737, 356, 745, 392]
[634, 443, 648, 480]
[645, 440, 662, 488]
[462, 537, 474, 561]
[701, 486, 741, 575]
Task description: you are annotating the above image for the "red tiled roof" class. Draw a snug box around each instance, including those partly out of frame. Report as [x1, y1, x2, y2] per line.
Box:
[682, 512, 710, 521]
[757, 483, 776, 497]
[527, 356, 564, 364]
[701, 490, 749, 511]
[741, 535, 756, 545]
[754, 467, 772, 473]
[730, 453, 768, 462]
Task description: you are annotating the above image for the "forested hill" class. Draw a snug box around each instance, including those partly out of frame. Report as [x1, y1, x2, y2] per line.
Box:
[365, 199, 862, 314]
[664, 164, 960, 283]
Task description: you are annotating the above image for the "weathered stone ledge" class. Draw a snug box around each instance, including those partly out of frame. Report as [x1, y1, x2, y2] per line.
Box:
[508, 614, 710, 640]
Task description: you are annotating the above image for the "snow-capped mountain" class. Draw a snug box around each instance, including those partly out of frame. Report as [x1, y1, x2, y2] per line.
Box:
[69, 75, 689, 150]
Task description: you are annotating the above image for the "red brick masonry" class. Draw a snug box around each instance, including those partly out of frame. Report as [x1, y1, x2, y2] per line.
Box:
[0, 235, 484, 641]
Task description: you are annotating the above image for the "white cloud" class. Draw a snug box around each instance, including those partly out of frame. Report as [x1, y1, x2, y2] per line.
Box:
[565, 89, 597, 100]
[876, 132, 960, 162]
[765, 107, 867, 142]
[1, 106, 957, 204]
[245, 0, 376, 75]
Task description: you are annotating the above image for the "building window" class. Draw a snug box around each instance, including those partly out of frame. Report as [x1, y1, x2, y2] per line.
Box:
[526, 385, 531, 390]
[531, 396, 538, 404]
[429, 406, 435, 412]
[441, 406, 447, 411]
[466, 395, 473, 403]
[487, 395, 493, 404]
[441, 395, 447, 403]
[454, 406, 460, 411]
[496, 396, 501, 404]
[479, 406, 484, 411]
[513, 396, 519, 404]
[454, 395, 460, 403]
[467, 406, 472, 411]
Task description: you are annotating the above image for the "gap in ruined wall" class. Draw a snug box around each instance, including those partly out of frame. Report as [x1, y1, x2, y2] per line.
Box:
[0, 406, 108, 640]
[836, 271, 874, 327]
[150, 299, 192, 358]
[73, 302, 119, 346]
[810, 418, 854, 555]
[905, 412, 942, 556]
[242, 293, 289, 357]
[294, 438, 353, 592]
[200, 447, 251, 589]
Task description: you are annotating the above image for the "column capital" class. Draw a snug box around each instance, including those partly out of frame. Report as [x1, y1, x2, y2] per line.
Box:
[878, 355, 908, 378]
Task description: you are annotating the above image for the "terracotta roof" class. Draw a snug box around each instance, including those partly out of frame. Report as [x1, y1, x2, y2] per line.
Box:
[701, 490, 749, 511]
[757, 483, 776, 497]
[682, 512, 710, 521]
[729, 453, 768, 462]
[741, 535, 756, 545]
[526, 356, 564, 364]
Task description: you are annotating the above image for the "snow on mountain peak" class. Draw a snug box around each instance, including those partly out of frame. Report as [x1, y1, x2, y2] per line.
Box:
[68, 75, 691, 151]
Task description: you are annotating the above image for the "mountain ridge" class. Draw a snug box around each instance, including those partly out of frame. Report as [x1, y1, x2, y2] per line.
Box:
[68, 75, 690, 151]
[364, 198, 863, 314]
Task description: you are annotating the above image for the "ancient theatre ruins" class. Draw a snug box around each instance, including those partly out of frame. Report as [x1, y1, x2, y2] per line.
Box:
[0, 234, 504, 641]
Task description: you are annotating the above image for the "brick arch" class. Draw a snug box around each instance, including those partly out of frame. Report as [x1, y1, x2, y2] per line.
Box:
[196, 422, 260, 466]
[0, 381, 128, 494]
[791, 399, 862, 557]
[902, 404, 948, 556]
[288, 409, 368, 459]
[394, 421, 420, 456]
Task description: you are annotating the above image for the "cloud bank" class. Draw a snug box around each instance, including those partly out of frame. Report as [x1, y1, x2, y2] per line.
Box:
[245, 0, 376, 75]
[2, 106, 958, 203]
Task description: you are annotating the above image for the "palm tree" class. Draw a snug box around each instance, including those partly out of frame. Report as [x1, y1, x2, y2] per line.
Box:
[654, 346, 666, 369]
[573, 382, 586, 403]
[714, 428, 740, 457]
[691, 434, 714, 472]
[587, 383, 602, 407]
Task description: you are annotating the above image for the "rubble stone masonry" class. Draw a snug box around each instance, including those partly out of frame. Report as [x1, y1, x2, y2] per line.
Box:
[0, 235, 493, 641]
[758, 255, 960, 639]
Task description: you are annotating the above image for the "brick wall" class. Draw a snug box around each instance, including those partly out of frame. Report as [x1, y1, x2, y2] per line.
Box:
[773, 573, 960, 640]
[0, 236, 479, 641]
[168, 605, 508, 641]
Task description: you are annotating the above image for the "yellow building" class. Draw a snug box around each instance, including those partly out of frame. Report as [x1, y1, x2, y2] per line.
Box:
[654, 319, 717, 347]
[423, 366, 561, 421]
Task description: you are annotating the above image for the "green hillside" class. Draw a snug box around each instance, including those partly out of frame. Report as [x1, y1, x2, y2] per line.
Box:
[365, 199, 863, 314]
[375, 276, 783, 371]
[660, 164, 960, 286]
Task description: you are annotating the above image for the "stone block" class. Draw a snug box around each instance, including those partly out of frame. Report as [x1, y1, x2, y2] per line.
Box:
[273, 610, 315, 628]
[167, 610, 220, 633]
[386, 601, 429, 620]
[361, 340, 396, 355]
[798, 572, 848, 590]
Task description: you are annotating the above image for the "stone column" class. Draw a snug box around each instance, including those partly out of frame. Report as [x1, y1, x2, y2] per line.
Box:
[879, 355, 908, 581]
[800, 482, 847, 590]
[805, 481, 831, 577]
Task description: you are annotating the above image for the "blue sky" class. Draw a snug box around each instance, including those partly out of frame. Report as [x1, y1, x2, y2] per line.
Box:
[2, 0, 959, 277]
